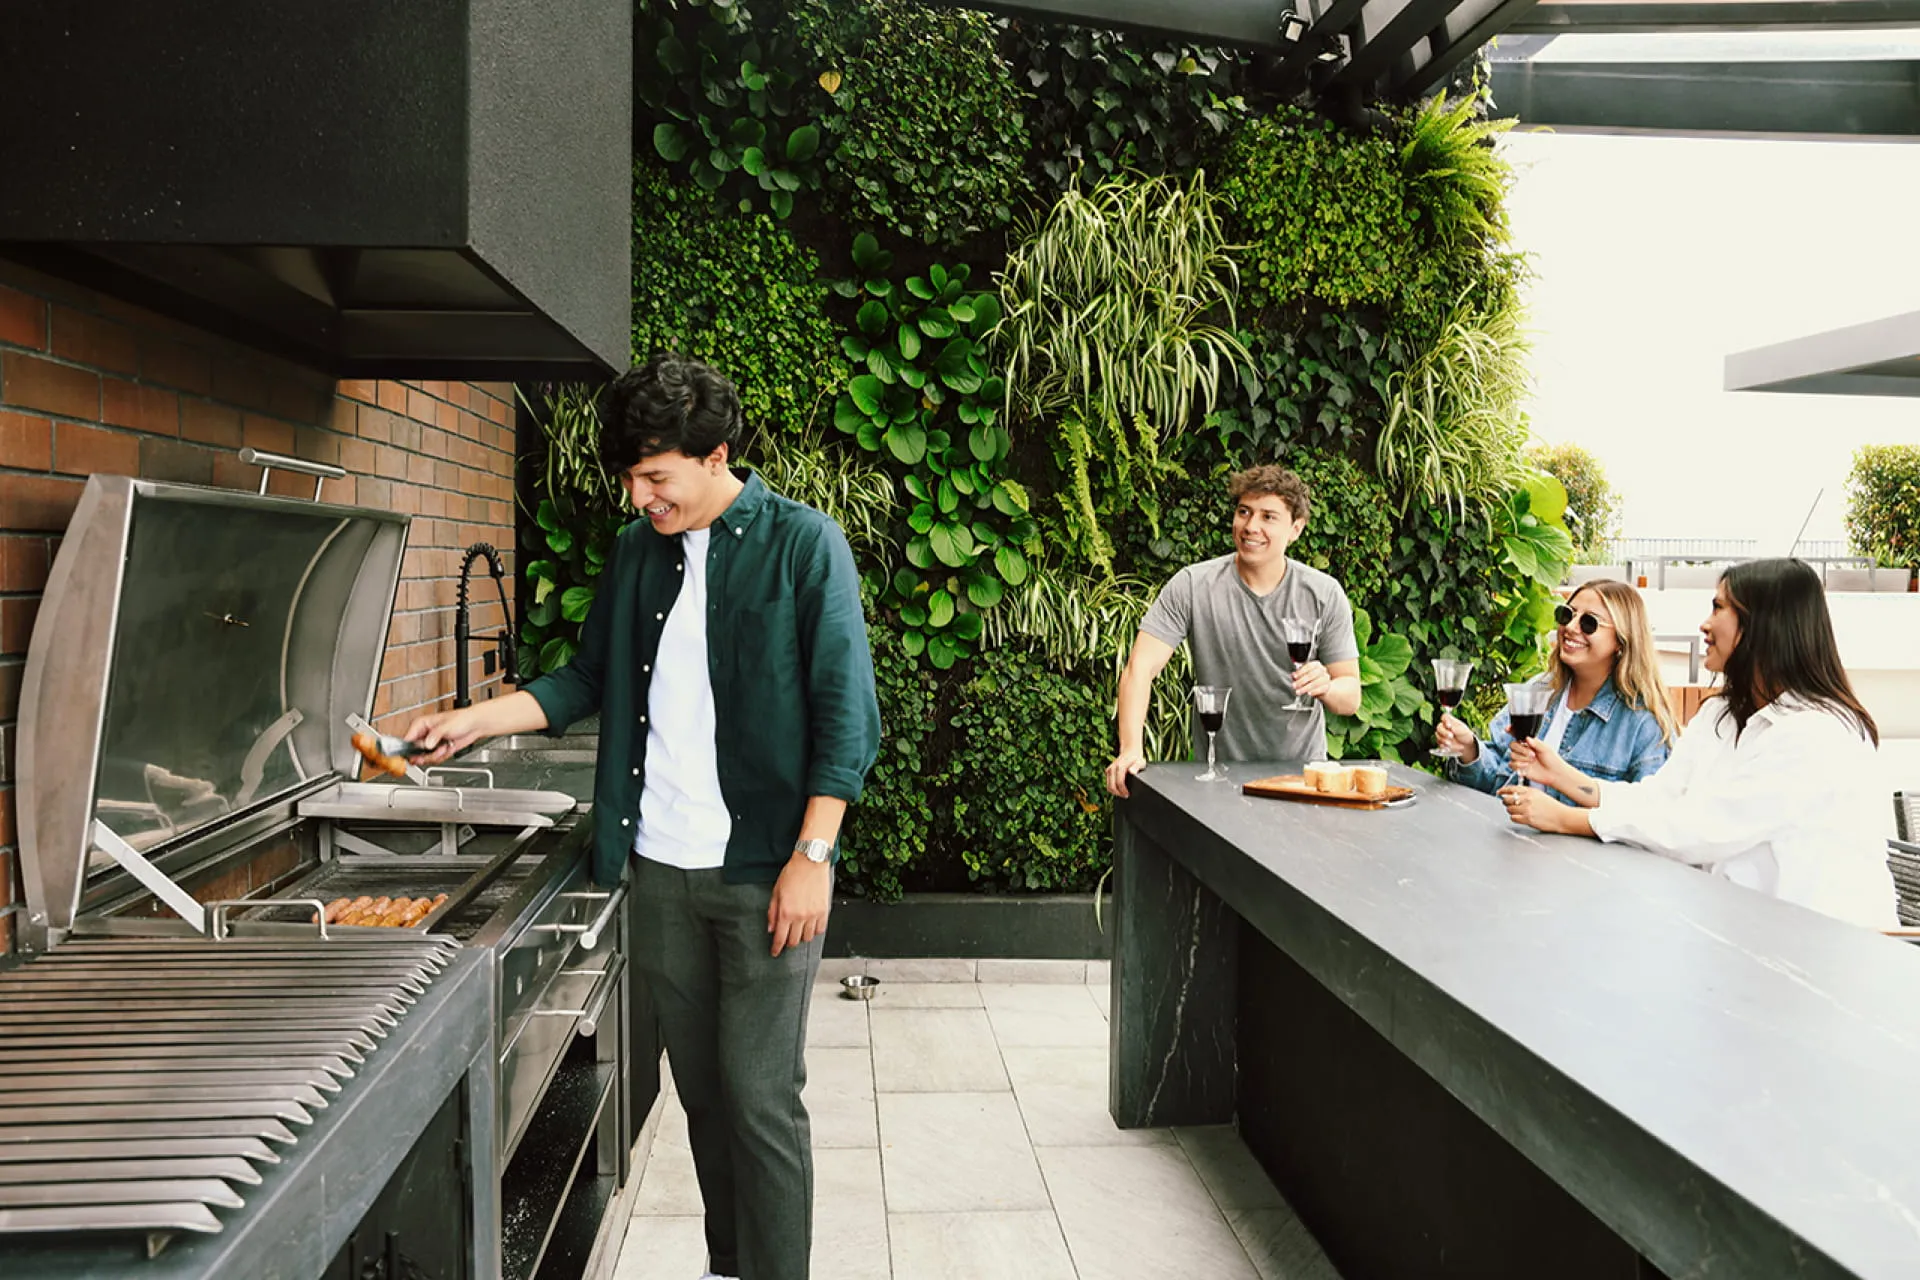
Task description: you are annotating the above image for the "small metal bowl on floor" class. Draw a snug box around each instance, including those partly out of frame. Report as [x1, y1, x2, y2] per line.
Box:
[840, 974, 881, 1001]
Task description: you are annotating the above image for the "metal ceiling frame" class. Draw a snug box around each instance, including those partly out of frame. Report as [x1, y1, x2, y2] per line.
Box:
[1726, 311, 1920, 398]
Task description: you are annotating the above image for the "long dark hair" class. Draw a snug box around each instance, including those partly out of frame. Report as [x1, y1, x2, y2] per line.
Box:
[1717, 558, 1878, 745]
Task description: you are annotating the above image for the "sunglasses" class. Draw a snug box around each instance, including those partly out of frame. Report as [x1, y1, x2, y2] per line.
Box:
[1554, 604, 1615, 636]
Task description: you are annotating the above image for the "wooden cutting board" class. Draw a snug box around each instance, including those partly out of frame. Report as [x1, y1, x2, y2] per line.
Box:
[1241, 773, 1415, 810]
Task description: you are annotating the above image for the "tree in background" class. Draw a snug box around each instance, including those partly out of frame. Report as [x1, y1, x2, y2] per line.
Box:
[1846, 444, 1920, 571]
[1529, 442, 1621, 563]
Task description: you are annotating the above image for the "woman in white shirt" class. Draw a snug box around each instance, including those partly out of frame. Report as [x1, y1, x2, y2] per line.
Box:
[1500, 558, 1896, 928]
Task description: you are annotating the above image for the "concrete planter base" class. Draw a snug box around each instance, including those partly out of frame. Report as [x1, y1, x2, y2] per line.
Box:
[824, 892, 1110, 961]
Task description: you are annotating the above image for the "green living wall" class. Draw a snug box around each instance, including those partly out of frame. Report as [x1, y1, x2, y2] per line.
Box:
[519, 0, 1573, 900]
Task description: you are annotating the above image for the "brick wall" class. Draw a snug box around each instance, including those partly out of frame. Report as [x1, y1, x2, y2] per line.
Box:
[0, 259, 521, 952]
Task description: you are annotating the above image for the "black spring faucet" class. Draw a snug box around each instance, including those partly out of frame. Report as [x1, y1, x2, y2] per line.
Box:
[455, 542, 518, 709]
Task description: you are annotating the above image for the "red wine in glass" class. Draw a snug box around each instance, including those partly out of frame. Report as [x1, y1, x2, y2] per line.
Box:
[1286, 640, 1312, 664]
[1436, 687, 1463, 710]
[1509, 713, 1542, 742]
[1199, 709, 1225, 735]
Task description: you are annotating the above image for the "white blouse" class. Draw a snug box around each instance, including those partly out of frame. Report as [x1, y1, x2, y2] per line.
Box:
[1590, 696, 1897, 929]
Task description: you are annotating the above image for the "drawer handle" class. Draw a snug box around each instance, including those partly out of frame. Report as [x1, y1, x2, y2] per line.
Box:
[579, 885, 627, 951]
[528, 955, 624, 1036]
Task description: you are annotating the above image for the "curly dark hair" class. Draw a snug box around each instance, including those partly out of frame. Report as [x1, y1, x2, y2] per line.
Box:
[597, 353, 745, 475]
[1226, 464, 1311, 523]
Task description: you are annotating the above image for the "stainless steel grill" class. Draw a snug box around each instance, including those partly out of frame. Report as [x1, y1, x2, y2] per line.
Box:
[0, 470, 633, 1280]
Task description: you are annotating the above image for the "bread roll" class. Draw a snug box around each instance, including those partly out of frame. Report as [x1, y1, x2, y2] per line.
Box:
[1304, 762, 1352, 794]
[1351, 766, 1389, 798]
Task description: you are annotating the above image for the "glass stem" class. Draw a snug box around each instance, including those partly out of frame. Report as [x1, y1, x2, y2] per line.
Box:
[1206, 732, 1217, 776]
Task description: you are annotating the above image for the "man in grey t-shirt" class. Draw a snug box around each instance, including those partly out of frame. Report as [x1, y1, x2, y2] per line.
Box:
[1104, 465, 1361, 797]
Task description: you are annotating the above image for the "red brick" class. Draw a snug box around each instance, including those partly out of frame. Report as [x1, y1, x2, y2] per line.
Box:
[0, 412, 53, 469]
[377, 382, 407, 413]
[210, 451, 257, 492]
[0, 474, 84, 530]
[0, 788, 13, 848]
[241, 414, 296, 454]
[339, 438, 377, 476]
[339, 380, 378, 404]
[0, 661, 20, 720]
[357, 408, 394, 443]
[180, 399, 243, 448]
[0, 539, 49, 593]
[388, 416, 421, 453]
[293, 425, 342, 466]
[102, 379, 180, 435]
[210, 363, 277, 416]
[139, 437, 214, 487]
[49, 308, 139, 374]
[0, 287, 46, 351]
[54, 421, 141, 476]
[269, 376, 329, 424]
[436, 400, 459, 432]
[141, 337, 213, 395]
[374, 445, 407, 480]
[407, 453, 436, 486]
[321, 397, 354, 439]
[1, 352, 99, 419]
[2, 598, 39, 654]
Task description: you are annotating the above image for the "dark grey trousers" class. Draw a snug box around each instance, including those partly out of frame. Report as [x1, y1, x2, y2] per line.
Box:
[629, 856, 823, 1280]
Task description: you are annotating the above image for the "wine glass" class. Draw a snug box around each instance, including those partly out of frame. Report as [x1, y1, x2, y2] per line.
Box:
[1430, 659, 1474, 759]
[1192, 685, 1233, 782]
[1500, 683, 1553, 789]
[1282, 618, 1315, 711]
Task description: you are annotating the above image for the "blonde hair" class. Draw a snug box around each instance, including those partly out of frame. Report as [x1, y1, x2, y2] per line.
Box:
[1550, 579, 1678, 746]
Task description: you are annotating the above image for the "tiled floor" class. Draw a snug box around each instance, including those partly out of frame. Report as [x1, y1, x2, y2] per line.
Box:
[612, 960, 1342, 1280]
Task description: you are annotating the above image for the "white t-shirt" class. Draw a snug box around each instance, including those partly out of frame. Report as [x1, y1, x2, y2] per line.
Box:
[634, 526, 731, 870]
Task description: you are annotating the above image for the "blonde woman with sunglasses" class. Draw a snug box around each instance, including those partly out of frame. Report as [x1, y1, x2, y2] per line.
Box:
[1435, 579, 1678, 805]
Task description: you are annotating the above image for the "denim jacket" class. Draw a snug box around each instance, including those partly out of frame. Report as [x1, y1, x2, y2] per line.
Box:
[1450, 675, 1670, 805]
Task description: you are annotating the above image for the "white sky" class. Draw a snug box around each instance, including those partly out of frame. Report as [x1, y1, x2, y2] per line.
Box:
[1501, 130, 1920, 552]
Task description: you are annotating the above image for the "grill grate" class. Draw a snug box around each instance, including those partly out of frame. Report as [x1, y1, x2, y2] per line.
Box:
[241, 851, 543, 940]
[0, 935, 452, 1246]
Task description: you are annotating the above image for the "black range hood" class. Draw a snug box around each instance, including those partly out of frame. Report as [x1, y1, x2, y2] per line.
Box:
[0, 0, 631, 380]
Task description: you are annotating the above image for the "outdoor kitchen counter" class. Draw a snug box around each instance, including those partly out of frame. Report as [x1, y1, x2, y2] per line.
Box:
[1111, 761, 1920, 1280]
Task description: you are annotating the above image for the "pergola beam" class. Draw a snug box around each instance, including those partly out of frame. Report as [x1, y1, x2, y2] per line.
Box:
[1509, 0, 1920, 33]
[1492, 56, 1920, 138]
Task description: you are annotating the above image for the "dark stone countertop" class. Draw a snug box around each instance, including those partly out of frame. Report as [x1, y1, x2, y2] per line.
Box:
[1123, 762, 1920, 1280]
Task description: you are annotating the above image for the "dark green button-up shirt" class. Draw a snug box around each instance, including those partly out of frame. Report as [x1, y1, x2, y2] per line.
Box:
[523, 471, 881, 888]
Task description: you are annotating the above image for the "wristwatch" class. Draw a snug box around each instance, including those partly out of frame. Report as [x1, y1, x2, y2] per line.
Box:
[794, 838, 833, 864]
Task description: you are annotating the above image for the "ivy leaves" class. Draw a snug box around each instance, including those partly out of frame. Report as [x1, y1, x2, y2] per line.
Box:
[521, 496, 626, 677]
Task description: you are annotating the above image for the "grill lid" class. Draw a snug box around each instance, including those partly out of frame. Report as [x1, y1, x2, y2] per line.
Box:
[17, 474, 409, 947]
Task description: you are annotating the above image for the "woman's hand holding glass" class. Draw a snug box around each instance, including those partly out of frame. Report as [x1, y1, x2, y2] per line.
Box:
[1508, 736, 1573, 793]
[1433, 713, 1480, 763]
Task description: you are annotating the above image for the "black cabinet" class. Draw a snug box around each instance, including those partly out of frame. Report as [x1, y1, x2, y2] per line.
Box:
[325, 1083, 473, 1280]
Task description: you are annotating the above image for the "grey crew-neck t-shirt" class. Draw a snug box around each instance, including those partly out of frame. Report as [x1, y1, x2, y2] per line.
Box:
[1139, 555, 1359, 763]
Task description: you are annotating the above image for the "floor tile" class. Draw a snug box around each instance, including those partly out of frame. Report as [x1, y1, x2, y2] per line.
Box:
[864, 957, 976, 983]
[631, 1115, 704, 1216]
[1002, 1047, 1174, 1148]
[1228, 1206, 1344, 1280]
[1039, 1144, 1262, 1279]
[982, 984, 1111, 1048]
[1088, 982, 1110, 1020]
[1177, 1125, 1285, 1210]
[871, 1007, 1008, 1092]
[888, 1210, 1078, 1280]
[804, 1045, 879, 1148]
[878, 1092, 1051, 1213]
[867, 981, 984, 1008]
[813, 1147, 891, 1280]
[817, 956, 868, 983]
[807, 987, 871, 1048]
[976, 957, 1087, 984]
[651, 1087, 689, 1152]
[1085, 959, 1112, 985]
[611, 1214, 707, 1280]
